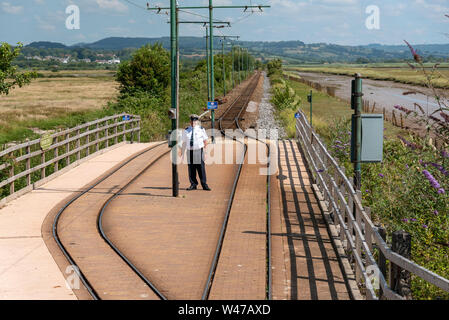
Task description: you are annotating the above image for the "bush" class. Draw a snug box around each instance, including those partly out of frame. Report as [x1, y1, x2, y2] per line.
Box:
[271, 84, 301, 111]
[116, 43, 170, 97]
[266, 58, 283, 77]
[107, 91, 170, 141]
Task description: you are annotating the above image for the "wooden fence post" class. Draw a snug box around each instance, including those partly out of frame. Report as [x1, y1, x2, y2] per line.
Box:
[86, 127, 90, 156]
[114, 117, 118, 145]
[54, 137, 58, 172]
[9, 152, 14, 194]
[26, 144, 31, 186]
[377, 226, 387, 299]
[76, 129, 81, 161]
[138, 120, 141, 143]
[96, 123, 100, 152]
[65, 133, 70, 166]
[390, 230, 412, 299]
[41, 151, 46, 179]
[105, 120, 109, 148]
[122, 119, 126, 142]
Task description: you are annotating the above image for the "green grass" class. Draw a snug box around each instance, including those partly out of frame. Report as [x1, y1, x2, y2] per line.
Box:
[286, 64, 449, 89]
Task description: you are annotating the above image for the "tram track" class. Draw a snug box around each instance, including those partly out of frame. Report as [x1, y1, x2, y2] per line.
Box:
[51, 72, 270, 300]
[52, 142, 170, 300]
[203, 72, 272, 300]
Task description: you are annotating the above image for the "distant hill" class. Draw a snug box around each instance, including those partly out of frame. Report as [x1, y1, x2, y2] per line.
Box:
[366, 43, 449, 56]
[22, 37, 449, 64]
[26, 41, 67, 49]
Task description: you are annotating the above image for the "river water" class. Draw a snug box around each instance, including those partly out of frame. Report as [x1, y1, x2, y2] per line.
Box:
[294, 71, 446, 120]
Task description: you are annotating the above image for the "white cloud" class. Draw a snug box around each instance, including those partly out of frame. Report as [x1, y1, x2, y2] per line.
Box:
[34, 15, 56, 31]
[1, 2, 23, 14]
[96, 0, 128, 13]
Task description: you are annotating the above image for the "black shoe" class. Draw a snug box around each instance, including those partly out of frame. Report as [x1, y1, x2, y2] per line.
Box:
[202, 185, 212, 191]
[186, 185, 197, 191]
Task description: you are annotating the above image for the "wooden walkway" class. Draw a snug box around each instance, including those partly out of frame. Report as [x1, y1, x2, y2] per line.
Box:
[271, 140, 352, 300]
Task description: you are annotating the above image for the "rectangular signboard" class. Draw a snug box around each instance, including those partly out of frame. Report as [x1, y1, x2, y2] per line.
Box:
[351, 114, 384, 163]
[207, 101, 218, 110]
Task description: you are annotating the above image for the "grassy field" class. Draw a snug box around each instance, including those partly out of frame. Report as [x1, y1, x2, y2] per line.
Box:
[287, 64, 449, 89]
[0, 70, 118, 144]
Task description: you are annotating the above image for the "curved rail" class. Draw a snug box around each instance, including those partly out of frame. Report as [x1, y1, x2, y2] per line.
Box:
[97, 148, 171, 300]
[202, 73, 272, 300]
[52, 142, 168, 300]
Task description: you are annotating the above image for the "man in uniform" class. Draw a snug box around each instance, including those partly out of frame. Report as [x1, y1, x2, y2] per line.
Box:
[182, 114, 211, 191]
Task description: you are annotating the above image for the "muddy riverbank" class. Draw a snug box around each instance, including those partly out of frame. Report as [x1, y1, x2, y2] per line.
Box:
[293, 71, 444, 119]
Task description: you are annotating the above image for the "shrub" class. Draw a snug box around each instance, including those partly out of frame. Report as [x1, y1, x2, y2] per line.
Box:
[116, 43, 170, 97]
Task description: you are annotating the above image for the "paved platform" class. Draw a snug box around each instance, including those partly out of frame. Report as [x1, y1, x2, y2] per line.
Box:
[102, 140, 245, 300]
[0, 142, 155, 300]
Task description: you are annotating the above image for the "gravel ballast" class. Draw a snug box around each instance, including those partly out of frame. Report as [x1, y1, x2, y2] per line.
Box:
[257, 72, 287, 139]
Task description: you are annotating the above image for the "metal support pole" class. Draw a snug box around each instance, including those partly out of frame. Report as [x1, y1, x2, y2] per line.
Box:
[222, 40, 226, 96]
[176, 8, 180, 134]
[246, 49, 249, 78]
[353, 74, 363, 192]
[209, 0, 215, 143]
[170, 0, 178, 197]
[237, 46, 241, 84]
[206, 29, 210, 101]
[241, 47, 244, 82]
[231, 44, 234, 88]
[308, 90, 313, 126]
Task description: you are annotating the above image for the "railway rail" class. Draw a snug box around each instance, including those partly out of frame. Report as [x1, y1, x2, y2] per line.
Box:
[51, 73, 268, 300]
[205, 72, 272, 300]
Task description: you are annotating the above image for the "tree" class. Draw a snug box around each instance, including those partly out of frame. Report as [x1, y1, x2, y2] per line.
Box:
[0, 43, 36, 95]
[266, 58, 283, 76]
[116, 43, 170, 96]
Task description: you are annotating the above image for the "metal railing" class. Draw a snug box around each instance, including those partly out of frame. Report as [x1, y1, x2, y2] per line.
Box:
[0, 113, 141, 204]
[295, 108, 449, 300]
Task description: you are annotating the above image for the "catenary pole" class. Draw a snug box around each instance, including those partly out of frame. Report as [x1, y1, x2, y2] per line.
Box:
[222, 39, 226, 96]
[170, 0, 178, 197]
[209, 0, 215, 143]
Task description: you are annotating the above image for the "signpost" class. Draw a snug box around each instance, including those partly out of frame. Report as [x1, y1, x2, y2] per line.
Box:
[350, 74, 384, 193]
[307, 90, 313, 126]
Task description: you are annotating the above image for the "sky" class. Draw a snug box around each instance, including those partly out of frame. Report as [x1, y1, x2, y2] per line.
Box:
[0, 0, 448, 46]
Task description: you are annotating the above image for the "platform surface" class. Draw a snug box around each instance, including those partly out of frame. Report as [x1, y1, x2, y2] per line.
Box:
[0, 142, 155, 300]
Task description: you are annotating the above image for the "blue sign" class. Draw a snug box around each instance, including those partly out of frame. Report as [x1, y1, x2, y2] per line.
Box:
[123, 115, 131, 121]
[207, 101, 218, 110]
[294, 112, 301, 119]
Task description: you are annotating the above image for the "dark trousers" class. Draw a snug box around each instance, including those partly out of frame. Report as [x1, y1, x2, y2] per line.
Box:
[187, 148, 207, 187]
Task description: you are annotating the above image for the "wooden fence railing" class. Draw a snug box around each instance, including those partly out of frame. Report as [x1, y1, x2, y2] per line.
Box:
[0, 113, 141, 204]
[295, 108, 449, 300]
